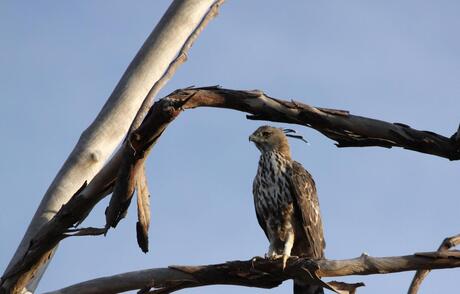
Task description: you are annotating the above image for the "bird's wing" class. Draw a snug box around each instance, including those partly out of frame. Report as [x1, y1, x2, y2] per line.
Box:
[289, 161, 325, 258]
[253, 180, 269, 239]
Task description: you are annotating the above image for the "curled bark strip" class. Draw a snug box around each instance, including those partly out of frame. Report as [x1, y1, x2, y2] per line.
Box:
[64, 227, 107, 237]
[44, 251, 460, 294]
[327, 281, 365, 294]
[408, 234, 460, 294]
[136, 164, 151, 253]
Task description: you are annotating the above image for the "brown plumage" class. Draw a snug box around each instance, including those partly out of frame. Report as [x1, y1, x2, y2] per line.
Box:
[250, 126, 325, 294]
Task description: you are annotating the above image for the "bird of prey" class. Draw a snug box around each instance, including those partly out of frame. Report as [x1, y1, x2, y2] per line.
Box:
[249, 125, 325, 294]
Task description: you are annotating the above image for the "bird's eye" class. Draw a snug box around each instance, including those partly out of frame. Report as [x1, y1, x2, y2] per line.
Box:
[262, 131, 271, 137]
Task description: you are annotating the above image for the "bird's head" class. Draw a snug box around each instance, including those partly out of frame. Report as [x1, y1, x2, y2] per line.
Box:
[249, 126, 291, 155]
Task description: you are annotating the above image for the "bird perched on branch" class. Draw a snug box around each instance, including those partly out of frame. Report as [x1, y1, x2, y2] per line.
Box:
[249, 126, 325, 294]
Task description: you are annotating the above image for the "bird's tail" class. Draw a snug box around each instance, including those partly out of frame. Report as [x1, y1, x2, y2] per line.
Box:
[293, 280, 323, 294]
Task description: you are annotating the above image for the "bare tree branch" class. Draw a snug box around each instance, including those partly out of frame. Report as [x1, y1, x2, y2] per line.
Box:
[167, 87, 460, 160]
[408, 234, 460, 294]
[43, 250, 460, 294]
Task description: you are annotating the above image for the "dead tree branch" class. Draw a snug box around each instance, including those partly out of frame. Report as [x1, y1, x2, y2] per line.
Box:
[168, 87, 460, 160]
[43, 250, 460, 294]
[3, 86, 458, 293]
[408, 234, 460, 294]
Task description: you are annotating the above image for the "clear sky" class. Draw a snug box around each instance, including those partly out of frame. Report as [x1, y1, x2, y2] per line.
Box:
[1, 1, 459, 293]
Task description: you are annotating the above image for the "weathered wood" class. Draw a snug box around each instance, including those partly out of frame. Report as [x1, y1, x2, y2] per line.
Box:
[167, 87, 460, 160]
[408, 234, 460, 294]
[43, 251, 460, 294]
[0, 1, 223, 293]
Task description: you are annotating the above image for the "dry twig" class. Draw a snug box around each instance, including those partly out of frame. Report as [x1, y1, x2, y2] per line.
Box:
[408, 234, 460, 294]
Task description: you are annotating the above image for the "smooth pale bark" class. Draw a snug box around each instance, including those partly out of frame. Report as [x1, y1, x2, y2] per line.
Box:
[2, 1, 217, 293]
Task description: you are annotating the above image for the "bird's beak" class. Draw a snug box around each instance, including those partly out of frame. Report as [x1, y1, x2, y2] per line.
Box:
[249, 134, 257, 143]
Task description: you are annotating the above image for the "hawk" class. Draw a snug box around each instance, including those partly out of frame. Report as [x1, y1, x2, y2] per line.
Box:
[249, 126, 325, 294]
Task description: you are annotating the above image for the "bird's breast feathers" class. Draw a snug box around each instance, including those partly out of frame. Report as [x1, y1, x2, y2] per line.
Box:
[254, 152, 293, 212]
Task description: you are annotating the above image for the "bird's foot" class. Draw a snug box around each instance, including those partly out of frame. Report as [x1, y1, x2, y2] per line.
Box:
[251, 256, 264, 268]
[264, 252, 289, 270]
[265, 252, 281, 260]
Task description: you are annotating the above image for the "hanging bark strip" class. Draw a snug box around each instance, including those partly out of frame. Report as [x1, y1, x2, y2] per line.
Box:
[43, 250, 460, 294]
[136, 165, 151, 253]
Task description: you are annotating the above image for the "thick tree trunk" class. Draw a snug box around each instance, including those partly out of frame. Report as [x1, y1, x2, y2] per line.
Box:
[2, 1, 217, 293]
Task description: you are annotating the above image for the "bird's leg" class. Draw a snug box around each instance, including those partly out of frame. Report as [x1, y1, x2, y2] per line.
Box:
[265, 243, 277, 259]
[282, 231, 294, 270]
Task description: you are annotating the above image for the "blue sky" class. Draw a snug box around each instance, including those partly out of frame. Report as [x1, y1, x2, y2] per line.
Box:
[1, 1, 459, 293]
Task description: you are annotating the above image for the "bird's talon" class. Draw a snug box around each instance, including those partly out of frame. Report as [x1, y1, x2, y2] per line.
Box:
[282, 254, 289, 270]
[270, 254, 279, 260]
[251, 256, 264, 268]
